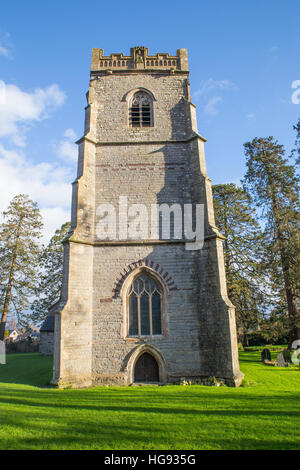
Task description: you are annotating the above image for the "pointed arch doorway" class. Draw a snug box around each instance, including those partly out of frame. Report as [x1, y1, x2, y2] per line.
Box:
[134, 353, 159, 383]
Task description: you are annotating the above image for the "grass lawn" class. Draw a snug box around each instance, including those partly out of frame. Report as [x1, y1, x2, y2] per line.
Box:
[0, 350, 299, 450]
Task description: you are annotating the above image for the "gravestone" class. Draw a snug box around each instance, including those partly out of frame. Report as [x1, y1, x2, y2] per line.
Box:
[282, 348, 291, 364]
[276, 352, 286, 367]
[292, 347, 300, 366]
[261, 348, 271, 362]
[0, 340, 5, 365]
[291, 340, 300, 350]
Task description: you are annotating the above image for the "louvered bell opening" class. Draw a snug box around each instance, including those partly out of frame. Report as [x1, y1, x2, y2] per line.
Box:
[141, 105, 151, 127]
[130, 105, 140, 127]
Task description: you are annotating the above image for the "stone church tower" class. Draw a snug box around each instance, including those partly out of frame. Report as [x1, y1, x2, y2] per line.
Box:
[51, 47, 243, 387]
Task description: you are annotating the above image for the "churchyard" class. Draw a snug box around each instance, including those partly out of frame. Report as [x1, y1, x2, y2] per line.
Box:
[0, 349, 299, 450]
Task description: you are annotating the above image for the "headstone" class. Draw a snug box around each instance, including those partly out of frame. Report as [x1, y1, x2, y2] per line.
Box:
[282, 348, 291, 364]
[292, 348, 300, 366]
[261, 348, 271, 362]
[276, 352, 286, 367]
[0, 340, 5, 365]
[291, 340, 300, 350]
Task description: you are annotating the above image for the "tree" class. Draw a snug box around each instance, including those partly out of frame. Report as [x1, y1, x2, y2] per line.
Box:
[258, 303, 290, 345]
[213, 183, 265, 345]
[30, 222, 70, 326]
[8, 317, 17, 331]
[0, 195, 43, 340]
[292, 117, 300, 165]
[243, 137, 300, 345]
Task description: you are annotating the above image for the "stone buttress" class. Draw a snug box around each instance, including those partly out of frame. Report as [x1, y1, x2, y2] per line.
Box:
[51, 47, 244, 388]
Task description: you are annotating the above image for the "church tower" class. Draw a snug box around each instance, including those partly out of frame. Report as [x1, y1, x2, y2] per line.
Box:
[51, 47, 243, 387]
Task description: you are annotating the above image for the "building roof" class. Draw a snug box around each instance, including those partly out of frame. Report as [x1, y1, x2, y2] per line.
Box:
[40, 315, 55, 332]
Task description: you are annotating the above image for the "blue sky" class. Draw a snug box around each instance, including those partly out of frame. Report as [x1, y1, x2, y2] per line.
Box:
[0, 0, 299, 240]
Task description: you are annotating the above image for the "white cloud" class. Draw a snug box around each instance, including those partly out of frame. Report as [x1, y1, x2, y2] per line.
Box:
[0, 82, 66, 146]
[0, 144, 72, 243]
[204, 96, 223, 115]
[193, 78, 237, 99]
[246, 113, 256, 119]
[193, 78, 237, 117]
[40, 207, 71, 243]
[58, 128, 78, 162]
[0, 33, 12, 59]
[0, 44, 10, 58]
[0, 79, 73, 243]
[64, 128, 77, 140]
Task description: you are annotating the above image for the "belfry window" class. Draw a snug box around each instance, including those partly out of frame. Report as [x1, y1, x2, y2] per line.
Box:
[129, 92, 153, 127]
[128, 273, 162, 336]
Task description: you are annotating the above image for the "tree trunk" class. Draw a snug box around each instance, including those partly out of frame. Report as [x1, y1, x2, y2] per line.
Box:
[271, 195, 300, 345]
[222, 194, 234, 300]
[0, 218, 22, 341]
[241, 327, 249, 347]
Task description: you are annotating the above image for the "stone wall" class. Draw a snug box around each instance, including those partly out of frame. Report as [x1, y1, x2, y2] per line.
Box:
[92, 244, 200, 385]
[6, 339, 39, 354]
[39, 332, 54, 355]
[52, 47, 243, 388]
[93, 74, 190, 142]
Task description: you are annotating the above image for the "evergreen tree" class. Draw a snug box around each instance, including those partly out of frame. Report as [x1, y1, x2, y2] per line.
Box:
[30, 222, 70, 326]
[243, 137, 300, 344]
[293, 117, 300, 165]
[0, 195, 43, 340]
[259, 303, 290, 345]
[213, 183, 265, 344]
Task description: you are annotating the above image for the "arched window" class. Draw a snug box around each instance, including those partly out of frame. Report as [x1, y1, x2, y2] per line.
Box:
[128, 273, 162, 336]
[129, 91, 153, 128]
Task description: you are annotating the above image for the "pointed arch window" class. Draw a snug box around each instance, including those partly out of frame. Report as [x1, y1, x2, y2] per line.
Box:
[128, 273, 162, 336]
[129, 91, 153, 128]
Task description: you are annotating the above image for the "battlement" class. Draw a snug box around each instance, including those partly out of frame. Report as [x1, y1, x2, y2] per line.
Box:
[91, 46, 189, 73]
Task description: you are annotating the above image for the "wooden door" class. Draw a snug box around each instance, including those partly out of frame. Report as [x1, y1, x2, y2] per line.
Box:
[134, 353, 159, 383]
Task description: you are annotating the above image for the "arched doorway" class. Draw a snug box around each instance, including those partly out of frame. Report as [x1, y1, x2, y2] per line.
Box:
[134, 353, 159, 383]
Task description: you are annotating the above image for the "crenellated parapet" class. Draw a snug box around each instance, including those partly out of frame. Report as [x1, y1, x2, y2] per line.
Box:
[91, 46, 189, 72]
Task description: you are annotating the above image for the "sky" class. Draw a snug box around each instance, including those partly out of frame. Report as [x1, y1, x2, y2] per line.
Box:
[0, 0, 299, 242]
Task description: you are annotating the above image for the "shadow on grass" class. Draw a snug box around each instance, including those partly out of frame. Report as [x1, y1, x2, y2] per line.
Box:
[1, 353, 300, 450]
[0, 385, 300, 413]
[0, 353, 53, 387]
[1, 402, 299, 450]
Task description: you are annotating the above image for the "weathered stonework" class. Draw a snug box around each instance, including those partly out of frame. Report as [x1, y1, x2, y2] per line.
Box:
[39, 332, 54, 355]
[39, 315, 54, 355]
[51, 47, 244, 388]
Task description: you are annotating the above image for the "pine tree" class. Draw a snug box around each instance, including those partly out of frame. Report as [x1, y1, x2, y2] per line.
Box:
[259, 303, 290, 344]
[0, 195, 43, 340]
[213, 183, 265, 345]
[243, 137, 300, 345]
[293, 117, 300, 165]
[30, 222, 70, 326]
